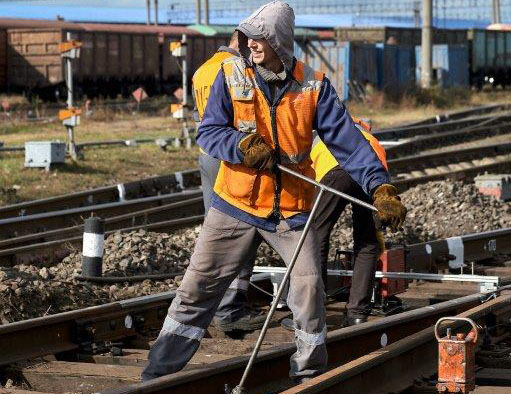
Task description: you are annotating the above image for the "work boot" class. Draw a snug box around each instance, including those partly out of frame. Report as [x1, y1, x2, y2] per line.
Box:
[213, 310, 267, 332]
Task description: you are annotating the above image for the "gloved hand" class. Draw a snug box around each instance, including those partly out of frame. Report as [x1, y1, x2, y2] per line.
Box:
[372, 184, 407, 232]
[238, 133, 275, 171]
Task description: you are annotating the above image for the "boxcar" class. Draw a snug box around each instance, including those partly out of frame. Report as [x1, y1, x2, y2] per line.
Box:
[468, 29, 511, 88]
[335, 26, 467, 46]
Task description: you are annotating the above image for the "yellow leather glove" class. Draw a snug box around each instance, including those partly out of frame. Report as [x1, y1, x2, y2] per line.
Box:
[238, 133, 275, 171]
[372, 184, 407, 232]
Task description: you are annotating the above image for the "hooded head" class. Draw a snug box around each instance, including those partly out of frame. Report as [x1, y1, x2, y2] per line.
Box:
[236, 1, 295, 72]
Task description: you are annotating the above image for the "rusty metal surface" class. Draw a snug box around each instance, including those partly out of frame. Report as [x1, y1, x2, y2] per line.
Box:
[0, 291, 175, 366]
[0, 196, 203, 250]
[373, 113, 511, 141]
[394, 157, 511, 193]
[0, 190, 202, 240]
[388, 141, 511, 175]
[0, 169, 201, 220]
[385, 121, 511, 159]
[0, 214, 204, 266]
[101, 292, 488, 394]
[281, 292, 511, 394]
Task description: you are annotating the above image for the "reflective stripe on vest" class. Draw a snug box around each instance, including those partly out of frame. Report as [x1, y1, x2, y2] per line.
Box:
[310, 121, 388, 182]
[213, 58, 323, 218]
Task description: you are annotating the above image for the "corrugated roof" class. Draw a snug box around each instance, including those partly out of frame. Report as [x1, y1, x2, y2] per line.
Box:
[187, 24, 321, 39]
[0, 18, 200, 36]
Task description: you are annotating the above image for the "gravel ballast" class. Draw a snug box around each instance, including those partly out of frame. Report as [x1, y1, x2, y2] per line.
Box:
[0, 179, 510, 324]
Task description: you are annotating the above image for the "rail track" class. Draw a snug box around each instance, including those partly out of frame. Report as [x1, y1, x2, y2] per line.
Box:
[0, 114, 509, 263]
[0, 265, 510, 393]
[1, 107, 511, 393]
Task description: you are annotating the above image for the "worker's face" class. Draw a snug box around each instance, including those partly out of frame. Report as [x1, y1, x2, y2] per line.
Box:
[248, 38, 278, 66]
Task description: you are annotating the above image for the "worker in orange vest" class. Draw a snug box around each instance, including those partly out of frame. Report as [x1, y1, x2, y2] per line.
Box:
[192, 31, 266, 333]
[143, 1, 406, 383]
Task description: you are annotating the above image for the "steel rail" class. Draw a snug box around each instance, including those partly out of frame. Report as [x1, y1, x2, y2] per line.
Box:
[388, 141, 511, 175]
[0, 196, 205, 251]
[0, 291, 176, 367]
[390, 103, 511, 128]
[0, 214, 205, 266]
[373, 112, 511, 141]
[0, 189, 203, 240]
[281, 290, 511, 394]
[393, 156, 511, 192]
[385, 121, 511, 159]
[101, 290, 499, 394]
[0, 169, 201, 220]
[404, 227, 511, 273]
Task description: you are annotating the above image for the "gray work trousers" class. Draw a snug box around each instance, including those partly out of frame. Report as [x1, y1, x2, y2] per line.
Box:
[141, 208, 327, 381]
[199, 152, 253, 323]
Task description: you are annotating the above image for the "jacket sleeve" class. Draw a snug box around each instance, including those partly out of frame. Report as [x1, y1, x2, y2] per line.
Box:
[314, 76, 391, 196]
[196, 70, 245, 163]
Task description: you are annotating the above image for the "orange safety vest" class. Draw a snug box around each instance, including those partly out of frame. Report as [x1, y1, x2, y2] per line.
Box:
[213, 57, 323, 219]
[310, 117, 388, 182]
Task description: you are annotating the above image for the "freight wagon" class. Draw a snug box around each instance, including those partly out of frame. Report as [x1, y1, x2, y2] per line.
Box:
[6, 25, 202, 99]
[334, 26, 467, 46]
[468, 29, 511, 88]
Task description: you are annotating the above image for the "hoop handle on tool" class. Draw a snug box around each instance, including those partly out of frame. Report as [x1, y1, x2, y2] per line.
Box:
[434, 317, 479, 343]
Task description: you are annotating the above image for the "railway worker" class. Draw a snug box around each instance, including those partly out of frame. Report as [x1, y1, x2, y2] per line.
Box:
[282, 120, 389, 331]
[192, 31, 266, 333]
[142, 0, 406, 383]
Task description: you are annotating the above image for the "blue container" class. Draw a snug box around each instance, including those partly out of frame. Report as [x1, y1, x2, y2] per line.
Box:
[415, 44, 469, 88]
[294, 40, 378, 101]
[376, 43, 416, 96]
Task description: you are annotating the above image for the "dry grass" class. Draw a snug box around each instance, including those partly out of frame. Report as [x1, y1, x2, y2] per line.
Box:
[0, 114, 197, 205]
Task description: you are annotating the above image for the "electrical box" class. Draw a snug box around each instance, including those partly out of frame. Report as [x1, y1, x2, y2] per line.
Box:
[25, 141, 66, 170]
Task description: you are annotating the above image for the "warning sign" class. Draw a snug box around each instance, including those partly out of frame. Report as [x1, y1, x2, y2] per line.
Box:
[132, 87, 148, 103]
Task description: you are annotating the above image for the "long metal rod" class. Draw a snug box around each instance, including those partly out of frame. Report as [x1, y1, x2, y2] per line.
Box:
[233, 188, 325, 393]
[277, 165, 377, 212]
[252, 266, 500, 285]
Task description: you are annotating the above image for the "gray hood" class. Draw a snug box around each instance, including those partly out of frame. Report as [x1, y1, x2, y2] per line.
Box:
[237, 1, 295, 72]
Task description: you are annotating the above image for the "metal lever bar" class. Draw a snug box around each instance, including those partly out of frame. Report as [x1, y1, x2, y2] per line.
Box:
[276, 164, 378, 212]
[232, 166, 378, 393]
[232, 187, 325, 394]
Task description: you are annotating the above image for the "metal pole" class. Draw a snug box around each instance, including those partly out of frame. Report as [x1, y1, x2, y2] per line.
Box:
[492, 0, 501, 24]
[146, 0, 151, 25]
[421, 0, 433, 89]
[182, 34, 188, 107]
[413, 2, 420, 28]
[65, 32, 77, 161]
[154, 0, 158, 25]
[232, 188, 326, 394]
[195, 0, 201, 24]
[204, 0, 209, 25]
[277, 165, 378, 212]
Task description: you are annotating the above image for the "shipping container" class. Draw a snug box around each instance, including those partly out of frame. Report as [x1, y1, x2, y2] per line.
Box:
[335, 27, 467, 46]
[376, 44, 415, 97]
[294, 40, 378, 101]
[468, 29, 511, 87]
[415, 44, 469, 88]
